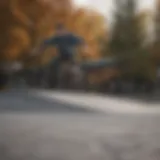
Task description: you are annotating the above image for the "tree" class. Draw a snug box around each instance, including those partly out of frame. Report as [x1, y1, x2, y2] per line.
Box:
[153, 0, 160, 65]
[26, 7, 107, 67]
[71, 8, 106, 60]
[0, 0, 107, 68]
[109, 0, 153, 80]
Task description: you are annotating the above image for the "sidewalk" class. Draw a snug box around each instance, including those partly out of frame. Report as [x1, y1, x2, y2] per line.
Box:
[107, 91, 160, 103]
[33, 90, 160, 114]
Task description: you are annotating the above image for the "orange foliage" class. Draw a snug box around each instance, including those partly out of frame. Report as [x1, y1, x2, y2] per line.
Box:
[0, 0, 107, 66]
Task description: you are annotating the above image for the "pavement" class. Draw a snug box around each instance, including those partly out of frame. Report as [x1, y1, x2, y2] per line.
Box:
[34, 89, 160, 114]
[0, 89, 160, 160]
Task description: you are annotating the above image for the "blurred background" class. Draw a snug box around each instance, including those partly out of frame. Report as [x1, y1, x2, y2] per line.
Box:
[0, 0, 159, 98]
[2, 1, 160, 160]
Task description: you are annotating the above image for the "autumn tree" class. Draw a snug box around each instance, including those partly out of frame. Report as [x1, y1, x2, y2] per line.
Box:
[71, 8, 106, 60]
[0, 0, 52, 64]
[0, 0, 107, 69]
[29, 7, 107, 67]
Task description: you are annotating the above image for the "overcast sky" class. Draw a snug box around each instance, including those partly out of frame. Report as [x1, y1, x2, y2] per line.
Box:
[74, 0, 155, 16]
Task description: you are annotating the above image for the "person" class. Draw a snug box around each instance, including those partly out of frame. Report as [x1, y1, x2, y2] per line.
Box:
[39, 23, 88, 88]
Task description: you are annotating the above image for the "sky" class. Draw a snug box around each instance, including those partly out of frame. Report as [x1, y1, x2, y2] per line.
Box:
[74, 0, 155, 16]
[74, 0, 155, 33]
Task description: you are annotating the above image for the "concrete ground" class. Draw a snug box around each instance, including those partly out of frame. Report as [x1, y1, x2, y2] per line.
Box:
[0, 89, 160, 160]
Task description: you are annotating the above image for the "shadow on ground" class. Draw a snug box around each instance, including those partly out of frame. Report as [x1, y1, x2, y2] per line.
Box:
[0, 89, 96, 113]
